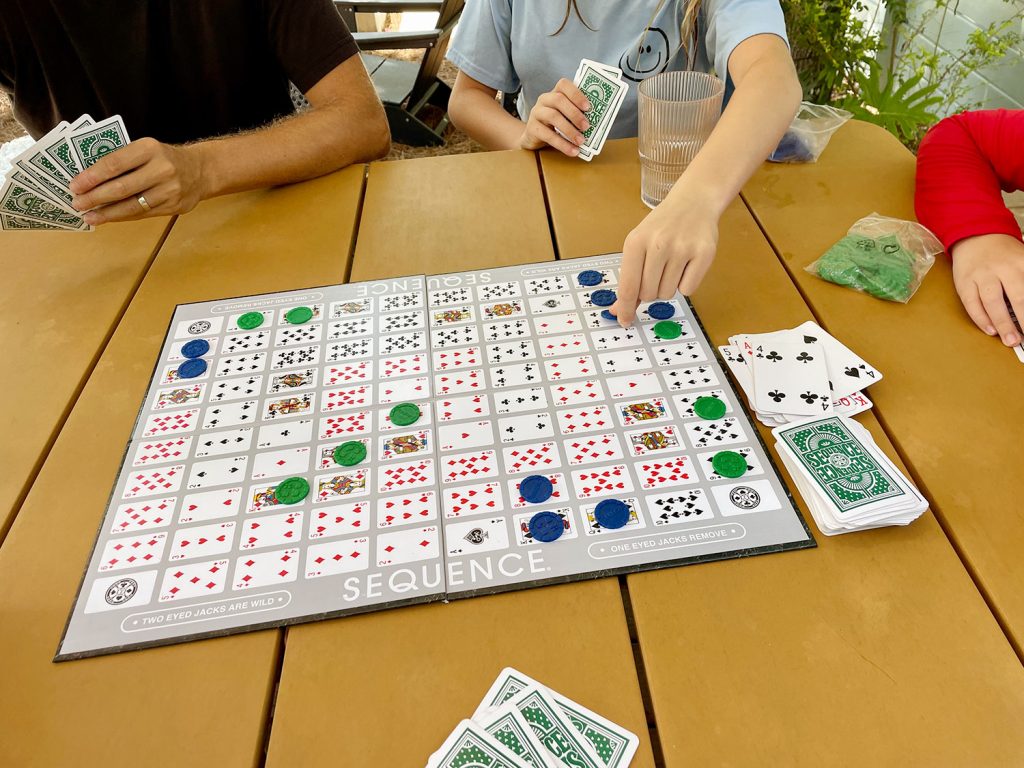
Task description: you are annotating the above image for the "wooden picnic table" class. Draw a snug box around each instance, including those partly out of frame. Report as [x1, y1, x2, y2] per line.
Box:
[2, 125, 1024, 767]
[743, 121, 1024, 659]
[0, 219, 171, 541]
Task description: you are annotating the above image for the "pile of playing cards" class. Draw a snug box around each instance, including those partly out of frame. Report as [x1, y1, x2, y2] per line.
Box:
[719, 321, 880, 426]
[427, 667, 639, 767]
[571, 59, 627, 162]
[0, 114, 130, 231]
[773, 415, 927, 535]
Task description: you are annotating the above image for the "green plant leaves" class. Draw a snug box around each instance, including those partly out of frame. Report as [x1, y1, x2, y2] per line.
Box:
[837, 59, 942, 145]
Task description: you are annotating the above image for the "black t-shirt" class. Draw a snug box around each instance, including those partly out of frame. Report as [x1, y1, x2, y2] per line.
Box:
[0, 0, 359, 142]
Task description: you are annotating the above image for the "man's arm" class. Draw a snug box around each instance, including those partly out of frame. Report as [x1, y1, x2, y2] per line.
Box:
[69, 54, 390, 224]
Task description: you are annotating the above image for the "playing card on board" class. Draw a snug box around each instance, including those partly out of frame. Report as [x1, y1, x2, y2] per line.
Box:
[250, 447, 311, 480]
[376, 458, 435, 493]
[111, 496, 176, 533]
[672, 390, 732, 420]
[142, 408, 199, 438]
[549, 380, 604, 407]
[274, 324, 323, 347]
[443, 450, 499, 483]
[639, 455, 698, 490]
[645, 490, 714, 526]
[502, 441, 560, 474]
[232, 547, 300, 589]
[178, 487, 242, 524]
[543, 355, 596, 381]
[528, 293, 575, 315]
[308, 500, 369, 539]
[378, 353, 427, 379]
[597, 347, 652, 374]
[375, 525, 439, 566]
[497, 412, 555, 443]
[563, 433, 625, 465]
[122, 465, 185, 498]
[305, 537, 370, 577]
[570, 464, 634, 498]
[327, 317, 371, 339]
[96, 532, 168, 572]
[435, 369, 483, 396]
[208, 375, 262, 403]
[444, 517, 508, 556]
[375, 489, 438, 528]
[267, 367, 319, 393]
[534, 312, 582, 336]
[186, 456, 248, 489]
[239, 509, 301, 549]
[314, 468, 369, 502]
[429, 287, 472, 306]
[493, 386, 548, 414]
[662, 364, 720, 392]
[432, 346, 482, 371]
[538, 333, 588, 358]
[684, 417, 746, 449]
[321, 384, 372, 412]
[439, 420, 494, 451]
[443, 481, 504, 518]
[153, 383, 204, 410]
[591, 326, 641, 351]
[378, 430, 430, 461]
[489, 362, 542, 388]
[159, 558, 228, 601]
[131, 437, 192, 467]
[263, 394, 314, 422]
[514, 508, 575, 545]
[487, 339, 537, 364]
[616, 396, 670, 427]
[626, 425, 684, 457]
[556, 405, 613, 435]
[652, 341, 706, 367]
[222, 330, 270, 354]
[378, 375, 429, 404]
[168, 521, 235, 561]
[202, 399, 258, 429]
[257, 418, 314, 449]
[607, 371, 661, 399]
[581, 497, 643, 535]
[436, 393, 490, 422]
[478, 281, 521, 301]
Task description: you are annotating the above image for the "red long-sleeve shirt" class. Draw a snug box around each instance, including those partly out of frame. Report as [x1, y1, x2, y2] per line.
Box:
[915, 109, 1024, 252]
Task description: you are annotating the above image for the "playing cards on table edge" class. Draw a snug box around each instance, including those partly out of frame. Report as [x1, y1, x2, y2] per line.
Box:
[427, 667, 640, 768]
[0, 113, 130, 231]
[571, 59, 628, 162]
[719, 320, 881, 426]
[772, 414, 927, 536]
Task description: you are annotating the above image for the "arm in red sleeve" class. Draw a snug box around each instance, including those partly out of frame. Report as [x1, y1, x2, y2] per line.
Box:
[914, 109, 1024, 253]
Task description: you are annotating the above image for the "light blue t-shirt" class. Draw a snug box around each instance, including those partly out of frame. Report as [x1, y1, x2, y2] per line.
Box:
[447, 0, 789, 139]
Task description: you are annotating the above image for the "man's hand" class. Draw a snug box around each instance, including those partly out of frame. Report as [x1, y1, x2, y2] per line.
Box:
[519, 79, 591, 157]
[952, 233, 1024, 346]
[70, 138, 205, 224]
[611, 195, 719, 326]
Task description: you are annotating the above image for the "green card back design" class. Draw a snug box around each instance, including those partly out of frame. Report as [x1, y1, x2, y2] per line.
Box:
[78, 127, 126, 168]
[579, 73, 615, 142]
[779, 418, 902, 512]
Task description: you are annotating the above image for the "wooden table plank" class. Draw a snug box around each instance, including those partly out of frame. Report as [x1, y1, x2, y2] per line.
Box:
[350, 151, 554, 281]
[742, 120, 1024, 658]
[540, 139, 1024, 765]
[0, 168, 365, 768]
[0, 218, 171, 542]
[267, 150, 657, 767]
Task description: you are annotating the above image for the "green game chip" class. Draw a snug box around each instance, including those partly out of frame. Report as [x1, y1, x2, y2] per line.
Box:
[237, 311, 264, 330]
[389, 402, 421, 427]
[693, 396, 726, 420]
[333, 441, 367, 467]
[285, 306, 314, 324]
[653, 320, 682, 340]
[275, 476, 310, 505]
[711, 450, 747, 478]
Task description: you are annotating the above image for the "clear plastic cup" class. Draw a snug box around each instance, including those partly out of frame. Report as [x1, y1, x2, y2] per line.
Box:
[638, 72, 725, 208]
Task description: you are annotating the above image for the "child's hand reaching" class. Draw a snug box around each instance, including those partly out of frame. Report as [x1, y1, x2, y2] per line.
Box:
[519, 79, 591, 157]
[611, 194, 720, 326]
[951, 233, 1024, 346]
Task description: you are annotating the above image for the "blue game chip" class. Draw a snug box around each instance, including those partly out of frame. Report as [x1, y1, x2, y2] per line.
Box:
[577, 269, 603, 287]
[180, 339, 210, 359]
[647, 301, 675, 320]
[177, 358, 208, 379]
[600, 310, 618, 321]
[590, 289, 616, 307]
[519, 475, 553, 504]
[528, 510, 564, 543]
[594, 499, 631, 529]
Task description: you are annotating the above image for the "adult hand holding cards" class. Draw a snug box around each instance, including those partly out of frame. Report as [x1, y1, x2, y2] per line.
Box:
[0, 113, 130, 231]
[572, 59, 628, 161]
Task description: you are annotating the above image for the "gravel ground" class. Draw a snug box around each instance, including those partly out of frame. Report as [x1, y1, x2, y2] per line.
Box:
[0, 53, 484, 161]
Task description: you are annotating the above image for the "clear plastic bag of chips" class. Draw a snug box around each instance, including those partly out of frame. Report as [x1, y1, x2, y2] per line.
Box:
[806, 213, 943, 303]
[768, 102, 852, 163]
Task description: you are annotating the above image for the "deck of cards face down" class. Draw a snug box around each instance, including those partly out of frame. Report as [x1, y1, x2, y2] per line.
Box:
[56, 254, 813, 661]
[0, 114, 130, 231]
[428, 667, 639, 768]
[572, 59, 627, 161]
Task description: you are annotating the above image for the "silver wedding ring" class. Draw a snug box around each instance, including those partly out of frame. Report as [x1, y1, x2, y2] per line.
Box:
[137, 195, 151, 212]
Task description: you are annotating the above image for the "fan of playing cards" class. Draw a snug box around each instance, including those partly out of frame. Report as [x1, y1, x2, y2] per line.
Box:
[0, 113, 130, 231]
[427, 667, 639, 767]
[719, 321, 881, 426]
[572, 59, 628, 162]
[772, 415, 927, 535]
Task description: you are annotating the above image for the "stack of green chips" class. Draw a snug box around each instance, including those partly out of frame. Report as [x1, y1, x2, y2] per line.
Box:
[815, 233, 916, 302]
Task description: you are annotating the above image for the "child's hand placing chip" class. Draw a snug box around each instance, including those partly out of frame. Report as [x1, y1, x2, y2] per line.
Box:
[611, 194, 719, 327]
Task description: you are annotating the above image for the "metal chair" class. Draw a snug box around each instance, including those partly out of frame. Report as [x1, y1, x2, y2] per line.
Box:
[335, 1, 464, 146]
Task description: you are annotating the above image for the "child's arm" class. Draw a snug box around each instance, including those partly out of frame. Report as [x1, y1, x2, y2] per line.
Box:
[449, 72, 591, 157]
[611, 33, 801, 325]
[915, 110, 1024, 346]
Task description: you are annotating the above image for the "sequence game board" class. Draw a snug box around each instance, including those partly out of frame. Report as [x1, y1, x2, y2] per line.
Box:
[57, 254, 814, 660]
